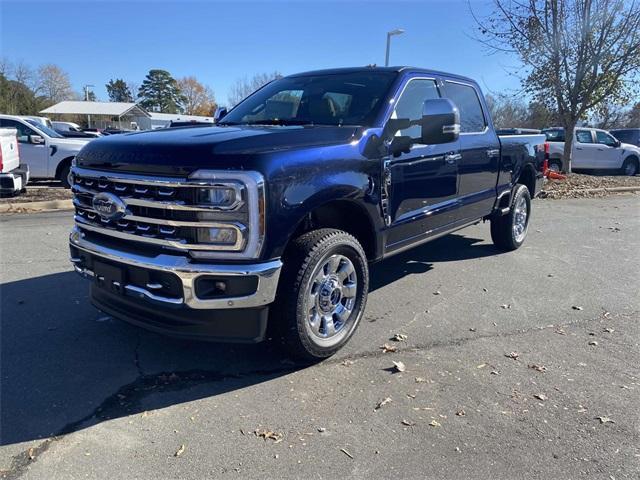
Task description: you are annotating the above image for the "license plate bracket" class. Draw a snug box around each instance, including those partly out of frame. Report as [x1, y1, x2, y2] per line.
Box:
[94, 260, 125, 295]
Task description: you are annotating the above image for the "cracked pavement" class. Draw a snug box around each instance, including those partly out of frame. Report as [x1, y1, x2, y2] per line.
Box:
[1, 195, 639, 479]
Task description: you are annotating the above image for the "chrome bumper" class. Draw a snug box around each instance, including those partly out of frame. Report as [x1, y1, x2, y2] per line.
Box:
[69, 227, 282, 310]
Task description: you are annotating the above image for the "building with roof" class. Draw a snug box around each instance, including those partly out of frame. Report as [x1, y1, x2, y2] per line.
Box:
[40, 101, 150, 130]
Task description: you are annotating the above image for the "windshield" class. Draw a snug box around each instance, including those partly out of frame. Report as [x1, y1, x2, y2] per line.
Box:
[220, 71, 397, 127]
[25, 119, 64, 138]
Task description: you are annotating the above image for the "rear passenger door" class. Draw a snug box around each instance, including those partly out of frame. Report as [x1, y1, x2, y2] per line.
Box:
[441, 80, 500, 222]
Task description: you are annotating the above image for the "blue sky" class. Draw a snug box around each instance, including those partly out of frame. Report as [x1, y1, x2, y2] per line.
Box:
[1, 0, 522, 106]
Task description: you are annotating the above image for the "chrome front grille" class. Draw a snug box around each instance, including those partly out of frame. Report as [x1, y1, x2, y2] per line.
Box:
[71, 167, 248, 253]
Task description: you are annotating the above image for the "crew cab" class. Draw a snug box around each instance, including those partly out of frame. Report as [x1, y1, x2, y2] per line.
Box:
[543, 127, 640, 175]
[0, 127, 29, 196]
[69, 67, 545, 359]
[0, 114, 91, 187]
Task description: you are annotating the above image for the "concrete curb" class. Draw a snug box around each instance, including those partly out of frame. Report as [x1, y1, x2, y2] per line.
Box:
[572, 186, 640, 194]
[0, 199, 73, 214]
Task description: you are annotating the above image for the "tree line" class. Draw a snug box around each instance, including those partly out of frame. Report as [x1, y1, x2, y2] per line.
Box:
[0, 58, 280, 117]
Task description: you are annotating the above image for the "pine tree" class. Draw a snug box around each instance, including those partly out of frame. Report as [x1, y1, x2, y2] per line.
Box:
[106, 79, 133, 102]
[137, 69, 185, 113]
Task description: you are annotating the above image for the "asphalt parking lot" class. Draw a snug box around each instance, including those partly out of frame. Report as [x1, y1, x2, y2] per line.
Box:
[1, 195, 639, 479]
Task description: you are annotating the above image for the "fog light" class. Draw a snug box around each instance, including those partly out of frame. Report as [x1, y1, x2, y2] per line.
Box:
[197, 227, 238, 245]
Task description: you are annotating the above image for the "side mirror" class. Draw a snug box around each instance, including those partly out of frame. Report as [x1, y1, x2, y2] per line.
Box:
[214, 107, 228, 123]
[614, 139, 621, 148]
[421, 98, 460, 145]
[30, 135, 45, 145]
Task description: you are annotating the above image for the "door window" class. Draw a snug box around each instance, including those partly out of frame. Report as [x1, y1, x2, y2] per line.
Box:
[575, 130, 594, 143]
[443, 82, 486, 133]
[0, 119, 37, 143]
[392, 79, 440, 139]
[595, 131, 618, 147]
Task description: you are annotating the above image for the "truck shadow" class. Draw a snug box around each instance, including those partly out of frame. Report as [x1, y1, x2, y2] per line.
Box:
[0, 233, 500, 447]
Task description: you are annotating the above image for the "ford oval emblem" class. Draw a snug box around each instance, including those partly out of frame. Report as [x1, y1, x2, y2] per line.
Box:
[92, 192, 126, 221]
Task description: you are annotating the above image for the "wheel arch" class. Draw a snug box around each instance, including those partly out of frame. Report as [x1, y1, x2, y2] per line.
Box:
[54, 155, 75, 179]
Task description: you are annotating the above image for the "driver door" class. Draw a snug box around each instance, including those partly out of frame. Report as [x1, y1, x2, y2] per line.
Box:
[384, 78, 461, 251]
[0, 119, 49, 177]
[594, 130, 623, 169]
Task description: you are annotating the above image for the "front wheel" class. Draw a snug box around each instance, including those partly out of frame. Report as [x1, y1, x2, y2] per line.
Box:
[491, 184, 531, 251]
[274, 228, 369, 361]
[59, 163, 72, 189]
[621, 157, 638, 176]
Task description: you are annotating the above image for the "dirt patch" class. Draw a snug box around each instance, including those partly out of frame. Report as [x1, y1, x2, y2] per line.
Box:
[0, 180, 72, 204]
[540, 173, 640, 199]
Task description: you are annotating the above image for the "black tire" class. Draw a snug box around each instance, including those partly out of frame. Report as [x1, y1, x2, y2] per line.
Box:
[548, 159, 562, 172]
[59, 163, 72, 189]
[491, 184, 531, 251]
[621, 157, 639, 176]
[273, 228, 369, 361]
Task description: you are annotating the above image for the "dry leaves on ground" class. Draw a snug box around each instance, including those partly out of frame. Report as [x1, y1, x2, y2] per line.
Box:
[255, 429, 284, 443]
[375, 397, 393, 410]
[595, 416, 614, 424]
[528, 364, 547, 373]
[174, 444, 186, 457]
[392, 333, 408, 342]
[380, 343, 397, 353]
[505, 352, 520, 360]
[392, 361, 406, 373]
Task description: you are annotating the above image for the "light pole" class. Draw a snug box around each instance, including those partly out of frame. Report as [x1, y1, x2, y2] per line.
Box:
[83, 84, 95, 128]
[385, 29, 405, 67]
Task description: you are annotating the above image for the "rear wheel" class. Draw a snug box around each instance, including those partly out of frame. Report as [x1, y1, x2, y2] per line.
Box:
[59, 163, 72, 189]
[548, 159, 562, 172]
[621, 157, 638, 176]
[274, 228, 369, 361]
[491, 184, 531, 251]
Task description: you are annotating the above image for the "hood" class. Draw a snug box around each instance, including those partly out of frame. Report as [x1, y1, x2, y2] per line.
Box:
[621, 142, 640, 153]
[76, 125, 360, 175]
[54, 137, 92, 149]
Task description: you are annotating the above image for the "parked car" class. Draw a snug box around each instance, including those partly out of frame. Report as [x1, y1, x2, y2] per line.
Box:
[52, 121, 102, 138]
[543, 127, 640, 175]
[496, 128, 541, 135]
[610, 128, 640, 148]
[69, 66, 546, 359]
[20, 116, 54, 130]
[0, 114, 91, 188]
[0, 127, 29, 196]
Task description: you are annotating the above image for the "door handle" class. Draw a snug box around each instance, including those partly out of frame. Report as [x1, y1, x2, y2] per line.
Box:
[445, 153, 462, 164]
[576, 147, 583, 150]
[486, 149, 500, 157]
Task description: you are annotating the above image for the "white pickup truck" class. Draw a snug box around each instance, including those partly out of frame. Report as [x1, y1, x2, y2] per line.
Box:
[0, 114, 91, 187]
[543, 127, 640, 176]
[0, 128, 29, 196]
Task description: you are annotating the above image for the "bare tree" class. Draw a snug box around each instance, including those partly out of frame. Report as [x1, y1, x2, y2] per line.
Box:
[486, 93, 530, 128]
[34, 64, 74, 105]
[473, 0, 640, 172]
[227, 71, 282, 107]
[177, 76, 217, 115]
[127, 81, 139, 101]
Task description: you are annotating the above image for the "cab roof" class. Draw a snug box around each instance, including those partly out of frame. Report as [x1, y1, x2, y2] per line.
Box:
[288, 66, 476, 84]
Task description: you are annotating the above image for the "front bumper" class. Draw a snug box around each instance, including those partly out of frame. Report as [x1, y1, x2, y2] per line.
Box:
[69, 227, 282, 342]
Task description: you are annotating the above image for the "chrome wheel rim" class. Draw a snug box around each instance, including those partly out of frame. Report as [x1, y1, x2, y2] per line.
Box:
[549, 163, 560, 172]
[306, 254, 357, 340]
[513, 195, 529, 243]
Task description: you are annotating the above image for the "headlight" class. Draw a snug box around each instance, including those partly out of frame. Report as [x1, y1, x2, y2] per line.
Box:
[188, 170, 265, 260]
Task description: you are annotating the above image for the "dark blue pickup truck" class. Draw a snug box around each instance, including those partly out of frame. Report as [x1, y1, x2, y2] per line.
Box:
[69, 67, 546, 359]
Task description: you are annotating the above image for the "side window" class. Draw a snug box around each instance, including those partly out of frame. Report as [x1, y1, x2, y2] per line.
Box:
[444, 82, 486, 133]
[0, 119, 36, 143]
[393, 79, 440, 139]
[575, 130, 594, 143]
[595, 131, 617, 147]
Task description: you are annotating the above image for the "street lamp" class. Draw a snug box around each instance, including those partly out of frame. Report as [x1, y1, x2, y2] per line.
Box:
[83, 84, 95, 128]
[385, 29, 405, 67]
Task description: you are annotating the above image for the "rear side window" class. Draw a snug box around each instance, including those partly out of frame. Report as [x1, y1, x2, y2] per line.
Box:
[576, 130, 594, 143]
[443, 82, 486, 133]
[393, 79, 440, 139]
[544, 129, 565, 142]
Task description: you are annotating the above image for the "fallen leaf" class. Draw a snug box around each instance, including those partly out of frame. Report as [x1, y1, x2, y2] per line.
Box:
[469, 327, 477, 332]
[528, 364, 547, 373]
[415, 377, 426, 383]
[505, 352, 520, 360]
[572, 306, 583, 311]
[429, 420, 441, 427]
[533, 394, 547, 401]
[603, 327, 614, 333]
[255, 429, 284, 442]
[401, 419, 416, 426]
[595, 416, 614, 424]
[392, 333, 408, 342]
[555, 328, 566, 335]
[500, 304, 511, 309]
[588, 341, 598, 346]
[433, 290, 441, 295]
[482, 288, 488, 292]
[341, 359, 354, 367]
[375, 397, 392, 410]
[317, 427, 326, 433]
[392, 361, 406, 373]
[27, 448, 35, 460]
[476, 363, 487, 369]
[490, 370, 500, 375]
[380, 343, 397, 353]
[174, 444, 185, 457]
[340, 448, 354, 459]
[406, 393, 416, 399]
[456, 410, 466, 416]
[547, 274, 554, 277]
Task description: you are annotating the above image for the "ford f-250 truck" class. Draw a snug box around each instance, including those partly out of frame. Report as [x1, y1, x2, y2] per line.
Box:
[69, 67, 545, 360]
